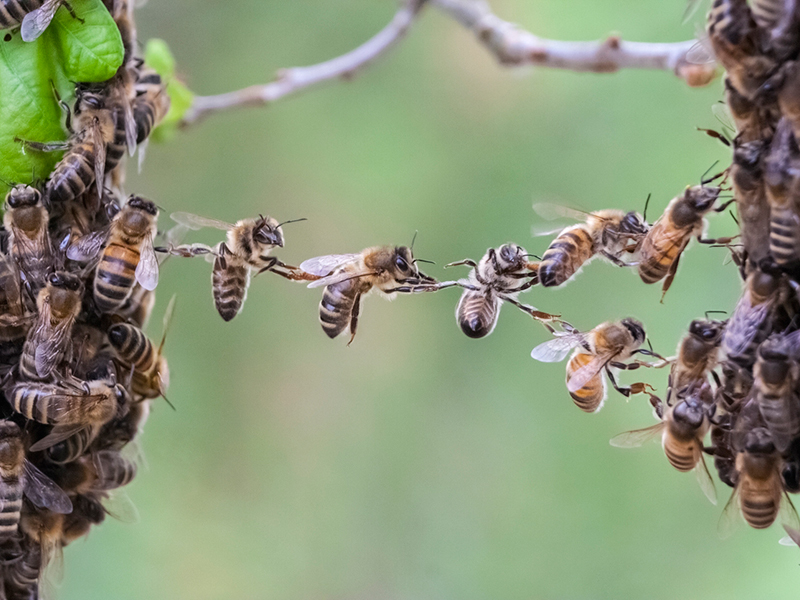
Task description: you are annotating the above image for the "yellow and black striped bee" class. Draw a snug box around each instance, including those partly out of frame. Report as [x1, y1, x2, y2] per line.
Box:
[668, 318, 725, 403]
[753, 333, 800, 453]
[533, 205, 648, 288]
[133, 68, 170, 146]
[3, 184, 52, 303]
[301, 245, 439, 344]
[531, 318, 657, 413]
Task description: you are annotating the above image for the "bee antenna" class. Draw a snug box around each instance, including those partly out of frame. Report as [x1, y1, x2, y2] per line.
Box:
[161, 393, 176, 411]
[643, 193, 651, 223]
[276, 218, 307, 228]
[729, 210, 739, 226]
[700, 160, 720, 185]
[410, 230, 418, 252]
[705, 310, 727, 320]
[522, 253, 542, 260]
[413, 258, 435, 265]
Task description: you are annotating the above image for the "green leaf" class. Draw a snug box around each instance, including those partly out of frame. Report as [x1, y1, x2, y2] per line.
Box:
[0, 0, 124, 198]
[144, 38, 195, 142]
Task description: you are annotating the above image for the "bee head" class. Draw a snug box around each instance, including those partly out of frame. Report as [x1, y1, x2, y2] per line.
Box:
[744, 427, 776, 455]
[5, 184, 41, 209]
[620, 317, 646, 345]
[749, 259, 781, 298]
[392, 246, 415, 276]
[672, 394, 707, 429]
[253, 216, 283, 248]
[497, 243, 526, 269]
[127, 196, 158, 217]
[48, 271, 82, 292]
[688, 319, 725, 344]
[76, 88, 107, 113]
[619, 211, 648, 234]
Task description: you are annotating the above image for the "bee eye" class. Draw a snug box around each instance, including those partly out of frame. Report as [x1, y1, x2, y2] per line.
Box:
[48, 273, 61, 286]
[395, 256, 408, 272]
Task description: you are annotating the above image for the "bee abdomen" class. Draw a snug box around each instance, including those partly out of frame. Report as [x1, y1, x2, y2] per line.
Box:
[5, 541, 41, 598]
[212, 256, 250, 322]
[638, 233, 684, 284]
[0, 0, 43, 28]
[47, 144, 96, 204]
[319, 281, 356, 339]
[107, 323, 153, 370]
[0, 481, 22, 541]
[663, 442, 696, 472]
[12, 386, 53, 423]
[104, 108, 127, 173]
[46, 428, 95, 464]
[94, 452, 137, 490]
[769, 210, 800, 266]
[741, 493, 778, 528]
[94, 243, 140, 312]
[539, 228, 594, 287]
[456, 290, 498, 339]
[757, 394, 799, 451]
[566, 352, 606, 413]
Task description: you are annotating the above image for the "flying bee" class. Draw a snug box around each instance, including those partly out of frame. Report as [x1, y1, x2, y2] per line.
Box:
[0, 421, 72, 545]
[532, 204, 648, 288]
[638, 178, 735, 298]
[4, 184, 52, 302]
[753, 333, 800, 453]
[445, 243, 557, 339]
[300, 245, 440, 344]
[530, 318, 659, 413]
[67, 196, 159, 313]
[170, 211, 309, 321]
[668, 318, 725, 402]
[731, 136, 770, 268]
[610, 386, 717, 504]
[706, 0, 778, 99]
[19, 271, 82, 381]
[721, 260, 785, 369]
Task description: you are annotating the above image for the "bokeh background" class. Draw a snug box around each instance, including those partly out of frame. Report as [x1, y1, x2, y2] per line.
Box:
[58, 1, 800, 598]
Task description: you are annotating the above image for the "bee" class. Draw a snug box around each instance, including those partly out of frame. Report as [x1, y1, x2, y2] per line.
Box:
[4, 184, 52, 303]
[610, 386, 717, 504]
[170, 212, 308, 321]
[61, 493, 105, 546]
[764, 118, 800, 271]
[18, 506, 66, 591]
[0, 0, 84, 42]
[710, 424, 738, 488]
[19, 271, 82, 381]
[300, 245, 439, 344]
[637, 178, 734, 298]
[753, 333, 800, 453]
[107, 298, 173, 400]
[133, 68, 170, 146]
[721, 260, 785, 369]
[3, 535, 42, 600]
[94, 397, 149, 453]
[532, 204, 648, 288]
[67, 196, 159, 313]
[720, 425, 800, 532]
[706, 0, 778, 99]
[445, 243, 556, 339]
[90, 450, 137, 490]
[9, 378, 118, 430]
[668, 318, 725, 402]
[530, 318, 658, 413]
[0, 254, 32, 343]
[0, 421, 72, 544]
[731, 136, 770, 268]
[750, 0, 800, 60]
[725, 78, 778, 141]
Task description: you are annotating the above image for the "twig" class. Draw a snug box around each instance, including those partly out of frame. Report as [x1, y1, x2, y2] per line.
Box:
[431, 0, 715, 86]
[181, 0, 427, 126]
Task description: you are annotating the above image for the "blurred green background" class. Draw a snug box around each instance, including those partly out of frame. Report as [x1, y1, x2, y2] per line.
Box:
[58, 1, 800, 598]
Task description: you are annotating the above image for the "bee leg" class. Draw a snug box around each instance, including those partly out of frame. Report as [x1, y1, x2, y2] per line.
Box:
[254, 257, 279, 276]
[660, 252, 682, 303]
[697, 235, 740, 244]
[13, 138, 69, 153]
[62, 1, 86, 24]
[501, 296, 560, 321]
[444, 259, 477, 269]
[347, 293, 362, 347]
[600, 250, 638, 268]
[712, 198, 736, 213]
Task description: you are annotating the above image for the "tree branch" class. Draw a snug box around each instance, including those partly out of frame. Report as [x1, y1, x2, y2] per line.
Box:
[431, 0, 714, 86]
[180, 0, 427, 126]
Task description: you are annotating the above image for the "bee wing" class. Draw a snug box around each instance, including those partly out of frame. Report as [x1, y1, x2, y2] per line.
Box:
[695, 452, 718, 506]
[134, 235, 159, 291]
[712, 101, 736, 136]
[723, 297, 770, 357]
[20, 0, 62, 41]
[532, 203, 593, 221]
[566, 354, 611, 394]
[531, 223, 570, 238]
[682, 0, 702, 23]
[306, 268, 377, 289]
[685, 34, 716, 65]
[91, 120, 106, 192]
[29, 424, 85, 452]
[718, 486, 744, 539]
[33, 312, 74, 378]
[530, 334, 584, 363]
[66, 228, 109, 261]
[122, 95, 137, 156]
[170, 212, 233, 232]
[781, 525, 800, 547]
[780, 489, 800, 533]
[98, 490, 139, 523]
[609, 422, 664, 448]
[21, 460, 72, 514]
[299, 254, 361, 278]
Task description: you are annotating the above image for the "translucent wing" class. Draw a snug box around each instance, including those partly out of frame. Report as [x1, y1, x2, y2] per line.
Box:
[530, 334, 584, 363]
[29, 424, 86, 452]
[170, 212, 233, 231]
[722, 296, 771, 357]
[609, 422, 664, 448]
[21, 461, 72, 514]
[33, 312, 75, 379]
[135, 235, 159, 290]
[307, 269, 376, 289]
[66, 229, 109, 261]
[532, 203, 592, 222]
[686, 35, 716, 65]
[122, 95, 137, 156]
[91, 121, 106, 195]
[682, 0, 703, 24]
[712, 101, 736, 136]
[98, 489, 139, 523]
[137, 137, 149, 173]
[695, 453, 718, 506]
[718, 486, 743, 539]
[531, 223, 570, 238]
[567, 354, 610, 394]
[780, 491, 800, 533]
[20, 0, 62, 42]
[299, 254, 361, 277]
[781, 525, 800, 547]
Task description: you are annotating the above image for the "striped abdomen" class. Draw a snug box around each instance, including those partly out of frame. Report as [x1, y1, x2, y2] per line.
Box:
[663, 436, 698, 472]
[93, 451, 137, 490]
[11, 383, 111, 426]
[750, 0, 784, 30]
[0, 475, 23, 542]
[104, 107, 128, 173]
[566, 351, 605, 413]
[46, 141, 97, 204]
[319, 277, 359, 339]
[11, 234, 51, 301]
[212, 247, 250, 321]
[739, 478, 780, 528]
[456, 289, 499, 339]
[108, 323, 153, 371]
[756, 389, 799, 453]
[0, 268, 27, 342]
[46, 427, 97, 464]
[94, 242, 140, 312]
[117, 284, 155, 328]
[638, 223, 688, 284]
[0, 0, 43, 28]
[4, 540, 41, 600]
[539, 226, 594, 287]
[768, 206, 800, 267]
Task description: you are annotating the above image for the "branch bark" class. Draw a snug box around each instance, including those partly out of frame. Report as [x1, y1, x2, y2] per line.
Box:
[432, 0, 714, 86]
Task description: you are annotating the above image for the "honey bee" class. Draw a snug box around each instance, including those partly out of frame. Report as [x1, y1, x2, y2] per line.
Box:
[61, 493, 105, 546]
[94, 396, 149, 453]
[764, 118, 800, 271]
[169, 212, 310, 321]
[0, 421, 72, 544]
[9, 377, 118, 430]
[133, 68, 170, 146]
[710, 423, 738, 488]
[19, 271, 82, 381]
[90, 450, 137, 490]
[4, 184, 52, 302]
[668, 318, 725, 402]
[707, 0, 778, 99]
[0, 0, 83, 42]
[530, 318, 658, 413]
[18, 506, 65, 592]
[731, 136, 770, 268]
[610, 386, 717, 504]
[532, 204, 648, 288]
[67, 196, 159, 313]
[638, 178, 734, 298]
[721, 260, 785, 368]
[300, 245, 439, 344]
[3, 535, 42, 600]
[0, 254, 32, 344]
[750, 0, 800, 60]
[725, 77, 778, 141]
[753, 333, 800, 453]
[445, 243, 556, 339]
